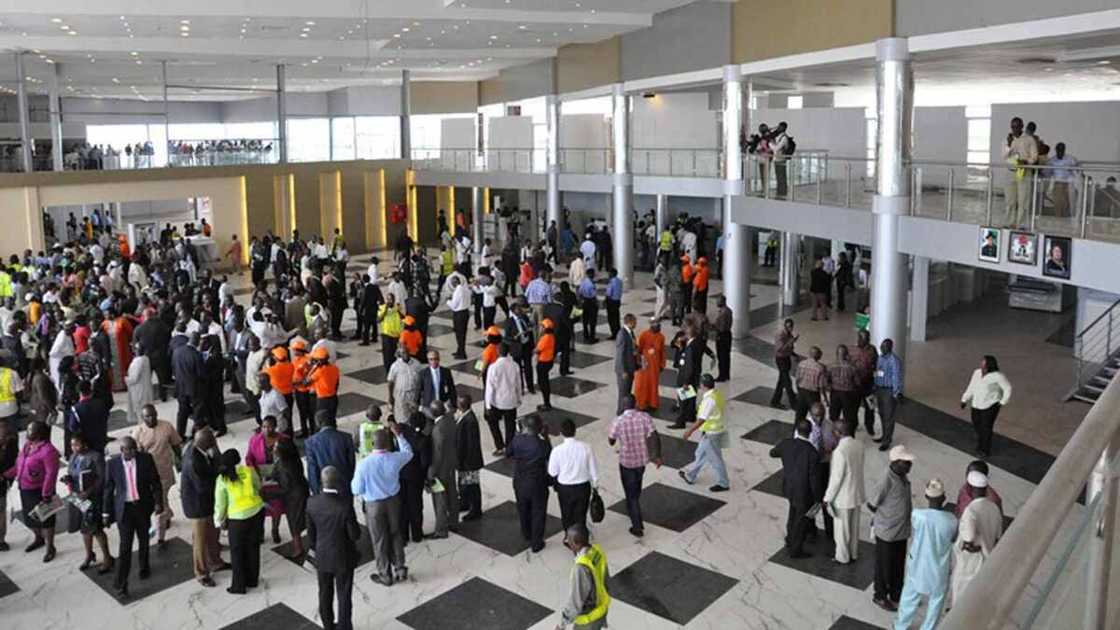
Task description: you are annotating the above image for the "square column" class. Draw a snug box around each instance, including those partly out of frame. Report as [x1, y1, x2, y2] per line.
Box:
[546, 93, 561, 247]
[472, 187, 484, 254]
[909, 256, 929, 342]
[871, 37, 913, 360]
[400, 69, 412, 160]
[780, 232, 800, 307]
[722, 65, 750, 337]
[15, 52, 33, 173]
[611, 83, 634, 287]
[276, 64, 288, 164]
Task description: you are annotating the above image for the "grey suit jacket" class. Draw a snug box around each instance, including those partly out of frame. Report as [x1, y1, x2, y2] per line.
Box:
[615, 327, 637, 376]
[428, 413, 459, 481]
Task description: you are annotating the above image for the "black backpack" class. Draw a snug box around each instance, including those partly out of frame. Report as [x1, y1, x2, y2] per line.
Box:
[783, 136, 797, 155]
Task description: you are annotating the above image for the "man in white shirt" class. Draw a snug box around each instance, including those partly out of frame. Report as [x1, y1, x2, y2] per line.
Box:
[387, 273, 408, 308]
[951, 471, 1003, 606]
[548, 417, 599, 535]
[823, 417, 866, 564]
[447, 276, 472, 359]
[579, 234, 597, 273]
[257, 373, 290, 432]
[484, 344, 522, 453]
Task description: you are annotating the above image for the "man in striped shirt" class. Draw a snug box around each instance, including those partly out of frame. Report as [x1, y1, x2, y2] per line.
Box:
[794, 346, 829, 422]
[827, 345, 861, 425]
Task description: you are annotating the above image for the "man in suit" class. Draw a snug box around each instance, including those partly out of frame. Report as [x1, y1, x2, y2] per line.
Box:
[102, 437, 163, 600]
[504, 301, 536, 394]
[72, 379, 110, 454]
[305, 410, 357, 496]
[418, 350, 457, 410]
[134, 312, 172, 401]
[356, 274, 382, 346]
[396, 410, 430, 545]
[455, 393, 484, 520]
[507, 413, 552, 553]
[171, 332, 206, 439]
[823, 417, 866, 564]
[426, 400, 460, 538]
[614, 314, 638, 415]
[179, 427, 227, 587]
[307, 466, 362, 630]
[543, 292, 574, 376]
[769, 418, 822, 559]
[669, 322, 704, 430]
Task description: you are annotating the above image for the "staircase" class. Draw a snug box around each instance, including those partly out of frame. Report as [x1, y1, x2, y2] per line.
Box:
[1072, 299, 1120, 403]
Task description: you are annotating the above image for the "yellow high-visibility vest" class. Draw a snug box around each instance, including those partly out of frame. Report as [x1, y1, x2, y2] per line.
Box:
[0, 369, 15, 403]
[573, 544, 610, 626]
[699, 388, 726, 434]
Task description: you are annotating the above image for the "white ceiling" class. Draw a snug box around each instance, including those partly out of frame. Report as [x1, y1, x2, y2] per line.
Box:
[0, 0, 696, 100]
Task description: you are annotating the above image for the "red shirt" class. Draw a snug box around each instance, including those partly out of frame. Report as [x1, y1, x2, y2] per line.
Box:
[72, 326, 91, 355]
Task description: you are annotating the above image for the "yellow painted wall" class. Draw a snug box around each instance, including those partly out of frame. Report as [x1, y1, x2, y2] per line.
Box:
[318, 171, 341, 241]
[479, 77, 504, 106]
[0, 187, 41, 260]
[244, 172, 276, 241]
[410, 81, 479, 115]
[732, 0, 893, 63]
[558, 37, 621, 94]
[339, 169, 366, 252]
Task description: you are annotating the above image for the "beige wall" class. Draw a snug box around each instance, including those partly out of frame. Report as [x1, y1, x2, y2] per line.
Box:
[732, 0, 893, 63]
[410, 81, 479, 115]
[558, 37, 621, 94]
[479, 77, 503, 106]
[0, 187, 42, 261]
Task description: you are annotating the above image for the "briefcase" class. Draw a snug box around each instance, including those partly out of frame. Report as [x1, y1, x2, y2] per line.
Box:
[589, 488, 605, 524]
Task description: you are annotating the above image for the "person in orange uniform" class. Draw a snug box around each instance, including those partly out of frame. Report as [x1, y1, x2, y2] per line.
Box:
[480, 326, 502, 386]
[633, 319, 666, 412]
[264, 346, 295, 433]
[692, 257, 710, 315]
[399, 316, 424, 360]
[304, 347, 341, 423]
[679, 255, 694, 323]
[290, 339, 316, 439]
[535, 319, 556, 411]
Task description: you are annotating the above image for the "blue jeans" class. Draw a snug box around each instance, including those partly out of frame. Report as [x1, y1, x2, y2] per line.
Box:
[619, 465, 645, 530]
[685, 432, 729, 488]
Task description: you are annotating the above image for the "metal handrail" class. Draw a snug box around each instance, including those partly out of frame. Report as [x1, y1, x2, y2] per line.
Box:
[940, 374, 1120, 630]
[1076, 299, 1120, 341]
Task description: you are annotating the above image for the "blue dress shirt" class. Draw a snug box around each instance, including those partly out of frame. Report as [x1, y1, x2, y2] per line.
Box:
[350, 437, 413, 501]
[525, 278, 552, 305]
[578, 278, 597, 299]
[875, 352, 904, 397]
[605, 277, 623, 301]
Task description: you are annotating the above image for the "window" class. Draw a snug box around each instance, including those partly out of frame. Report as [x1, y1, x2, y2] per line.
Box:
[355, 116, 400, 160]
[331, 118, 355, 161]
[865, 107, 878, 177]
[286, 118, 330, 163]
[965, 105, 991, 182]
[787, 95, 803, 110]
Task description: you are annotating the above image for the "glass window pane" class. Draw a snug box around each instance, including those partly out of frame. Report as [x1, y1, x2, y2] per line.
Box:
[286, 118, 330, 163]
[965, 105, 992, 118]
[355, 116, 400, 160]
[332, 117, 355, 161]
[967, 151, 989, 164]
[787, 96, 803, 110]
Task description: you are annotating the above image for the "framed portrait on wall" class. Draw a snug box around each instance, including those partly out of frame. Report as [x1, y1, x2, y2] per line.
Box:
[978, 226, 1001, 263]
[1042, 235, 1072, 280]
[1007, 231, 1038, 266]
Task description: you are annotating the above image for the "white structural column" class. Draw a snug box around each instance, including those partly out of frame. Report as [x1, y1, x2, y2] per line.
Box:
[655, 194, 667, 237]
[545, 92, 561, 245]
[910, 255, 929, 342]
[780, 232, 799, 307]
[722, 65, 750, 337]
[276, 64, 288, 164]
[471, 186, 483, 255]
[400, 69, 412, 160]
[611, 83, 634, 287]
[15, 52, 33, 173]
[48, 61, 64, 172]
[871, 38, 914, 360]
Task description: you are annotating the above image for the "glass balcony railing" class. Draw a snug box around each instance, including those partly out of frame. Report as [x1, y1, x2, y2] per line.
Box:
[411, 147, 735, 178]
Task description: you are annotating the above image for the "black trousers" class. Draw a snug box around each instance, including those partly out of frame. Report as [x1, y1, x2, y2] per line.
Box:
[771, 357, 797, 407]
[693, 289, 708, 314]
[482, 306, 496, 330]
[581, 298, 599, 341]
[317, 568, 355, 630]
[556, 481, 591, 532]
[829, 390, 860, 425]
[398, 478, 425, 543]
[487, 408, 518, 451]
[329, 303, 344, 337]
[452, 310, 470, 356]
[228, 512, 264, 593]
[605, 298, 621, 339]
[358, 318, 377, 344]
[516, 350, 535, 392]
[316, 395, 338, 425]
[176, 395, 197, 439]
[972, 404, 1001, 455]
[458, 473, 482, 518]
[795, 389, 821, 422]
[675, 396, 697, 427]
[816, 462, 833, 538]
[380, 335, 398, 371]
[836, 280, 849, 311]
[716, 331, 731, 381]
[785, 501, 809, 555]
[114, 503, 152, 590]
[514, 479, 549, 550]
[558, 334, 573, 375]
[536, 361, 553, 407]
[619, 465, 645, 531]
[874, 537, 908, 601]
[295, 390, 316, 434]
[861, 385, 877, 434]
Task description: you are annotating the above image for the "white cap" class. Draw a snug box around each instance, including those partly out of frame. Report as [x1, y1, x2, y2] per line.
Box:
[925, 478, 945, 498]
[888, 445, 915, 462]
[967, 471, 989, 488]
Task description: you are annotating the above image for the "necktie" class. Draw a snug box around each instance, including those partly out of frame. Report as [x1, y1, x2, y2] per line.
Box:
[125, 460, 138, 502]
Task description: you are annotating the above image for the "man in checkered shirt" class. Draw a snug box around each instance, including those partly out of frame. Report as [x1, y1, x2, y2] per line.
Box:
[794, 346, 830, 422]
[608, 395, 662, 538]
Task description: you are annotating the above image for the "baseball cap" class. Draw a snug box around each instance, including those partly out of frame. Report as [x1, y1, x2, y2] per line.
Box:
[888, 445, 915, 462]
[966, 471, 989, 488]
[925, 478, 945, 498]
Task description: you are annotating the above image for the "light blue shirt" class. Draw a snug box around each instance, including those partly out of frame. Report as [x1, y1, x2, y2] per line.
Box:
[525, 278, 552, 305]
[903, 508, 958, 594]
[605, 277, 623, 301]
[577, 278, 597, 299]
[580, 240, 596, 266]
[350, 437, 413, 502]
[875, 352, 904, 397]
[1047, 155, 1078, 183]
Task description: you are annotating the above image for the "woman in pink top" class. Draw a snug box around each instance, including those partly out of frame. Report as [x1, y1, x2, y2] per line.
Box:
[245, 416, 288, 544]
[4, 421, 61, 561]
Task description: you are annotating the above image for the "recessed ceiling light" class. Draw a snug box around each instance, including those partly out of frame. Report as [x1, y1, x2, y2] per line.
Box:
[489, 35, 498, 39]
[180, 32, 189, 37]
[130, 51, 139, 56]
[536, 38, 541, 43]
[50, 18, 62, 23]
[402, 27, 410, 32]
[181, 19, 190, 25]
[300, 33, 308, 38]
[305, 21, 316, 26]
[393, 33, 400, 38]
[68, 31, 77, 35]
[135, 60, 142, 65]
[112, 77, 120, 83]
[180, 25, 190, 31]
[60, 24, 69, 30]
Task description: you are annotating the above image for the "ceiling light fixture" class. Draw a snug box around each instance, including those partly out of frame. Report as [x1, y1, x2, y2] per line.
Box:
[130, 51, 139, 56]
[68, 31, 77, 36]
[181, 19, 190, 25]
[50, 18, 62, 23]
[305, 21, 316, 26]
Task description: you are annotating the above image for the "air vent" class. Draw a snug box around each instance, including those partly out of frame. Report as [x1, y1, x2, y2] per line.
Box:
[1017, 57, 1057, 65]
[260, 25, 287, 32]
[814, 82, 850, 87]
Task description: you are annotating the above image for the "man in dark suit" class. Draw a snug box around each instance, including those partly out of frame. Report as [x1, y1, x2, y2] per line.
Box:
[669, 322, 704, 429]
[356, 274, 382, 346]
[171, 332, 206, 439]
[307, 466, 362, 630]
[72, 379, 110, 454]
[305, 410, 357, 496]
[614, 314, 638, 415]
[418, 350, 457, 410]
[455, 394, 484, 520]
[507, 413, 552, 553]
[769, 418, 823, 559]
[179, 428, 226, 587]
[134, 312, 172, 401]
[397, 410, 430, 545]
[543, 293, 574, 376]
[102, 437, 163, 600]
[504, 302, 536, 394]
[426, 401, 459, 538]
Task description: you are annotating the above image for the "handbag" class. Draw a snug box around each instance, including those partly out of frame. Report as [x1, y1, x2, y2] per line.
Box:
[589, 488, 605, 524]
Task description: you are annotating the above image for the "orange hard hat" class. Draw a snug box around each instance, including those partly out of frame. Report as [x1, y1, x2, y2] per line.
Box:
[698, 256, 708, 264]
[290, 339, 308, 351]
[310, 347, 329, 360]
[680, 254, 690, 262]
[541, 318, 554, 329]
[271, 347, 288, 360]
[485, 326, 502, 337]
[403, 315, 416, 326]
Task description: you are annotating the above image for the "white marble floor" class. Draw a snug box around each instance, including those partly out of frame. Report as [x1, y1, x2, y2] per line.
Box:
[0, 253, 1056, 630]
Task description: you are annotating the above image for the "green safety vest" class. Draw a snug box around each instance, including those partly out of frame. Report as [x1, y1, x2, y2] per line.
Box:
[0, 272, 11, 299]
[358, 421, 385, 458]
[574, 544, 611, 625]
[659, 231, 673, 251]
[699, 388, 726, 434]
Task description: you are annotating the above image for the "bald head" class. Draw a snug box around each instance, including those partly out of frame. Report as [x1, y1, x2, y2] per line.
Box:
[321, 466, 341, 490]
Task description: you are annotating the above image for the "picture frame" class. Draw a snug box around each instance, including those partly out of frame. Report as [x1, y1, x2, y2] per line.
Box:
[1042, 235, 1072, 280]
[1007, 231, 1038, 266]
[978, 226, 1001, 263]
